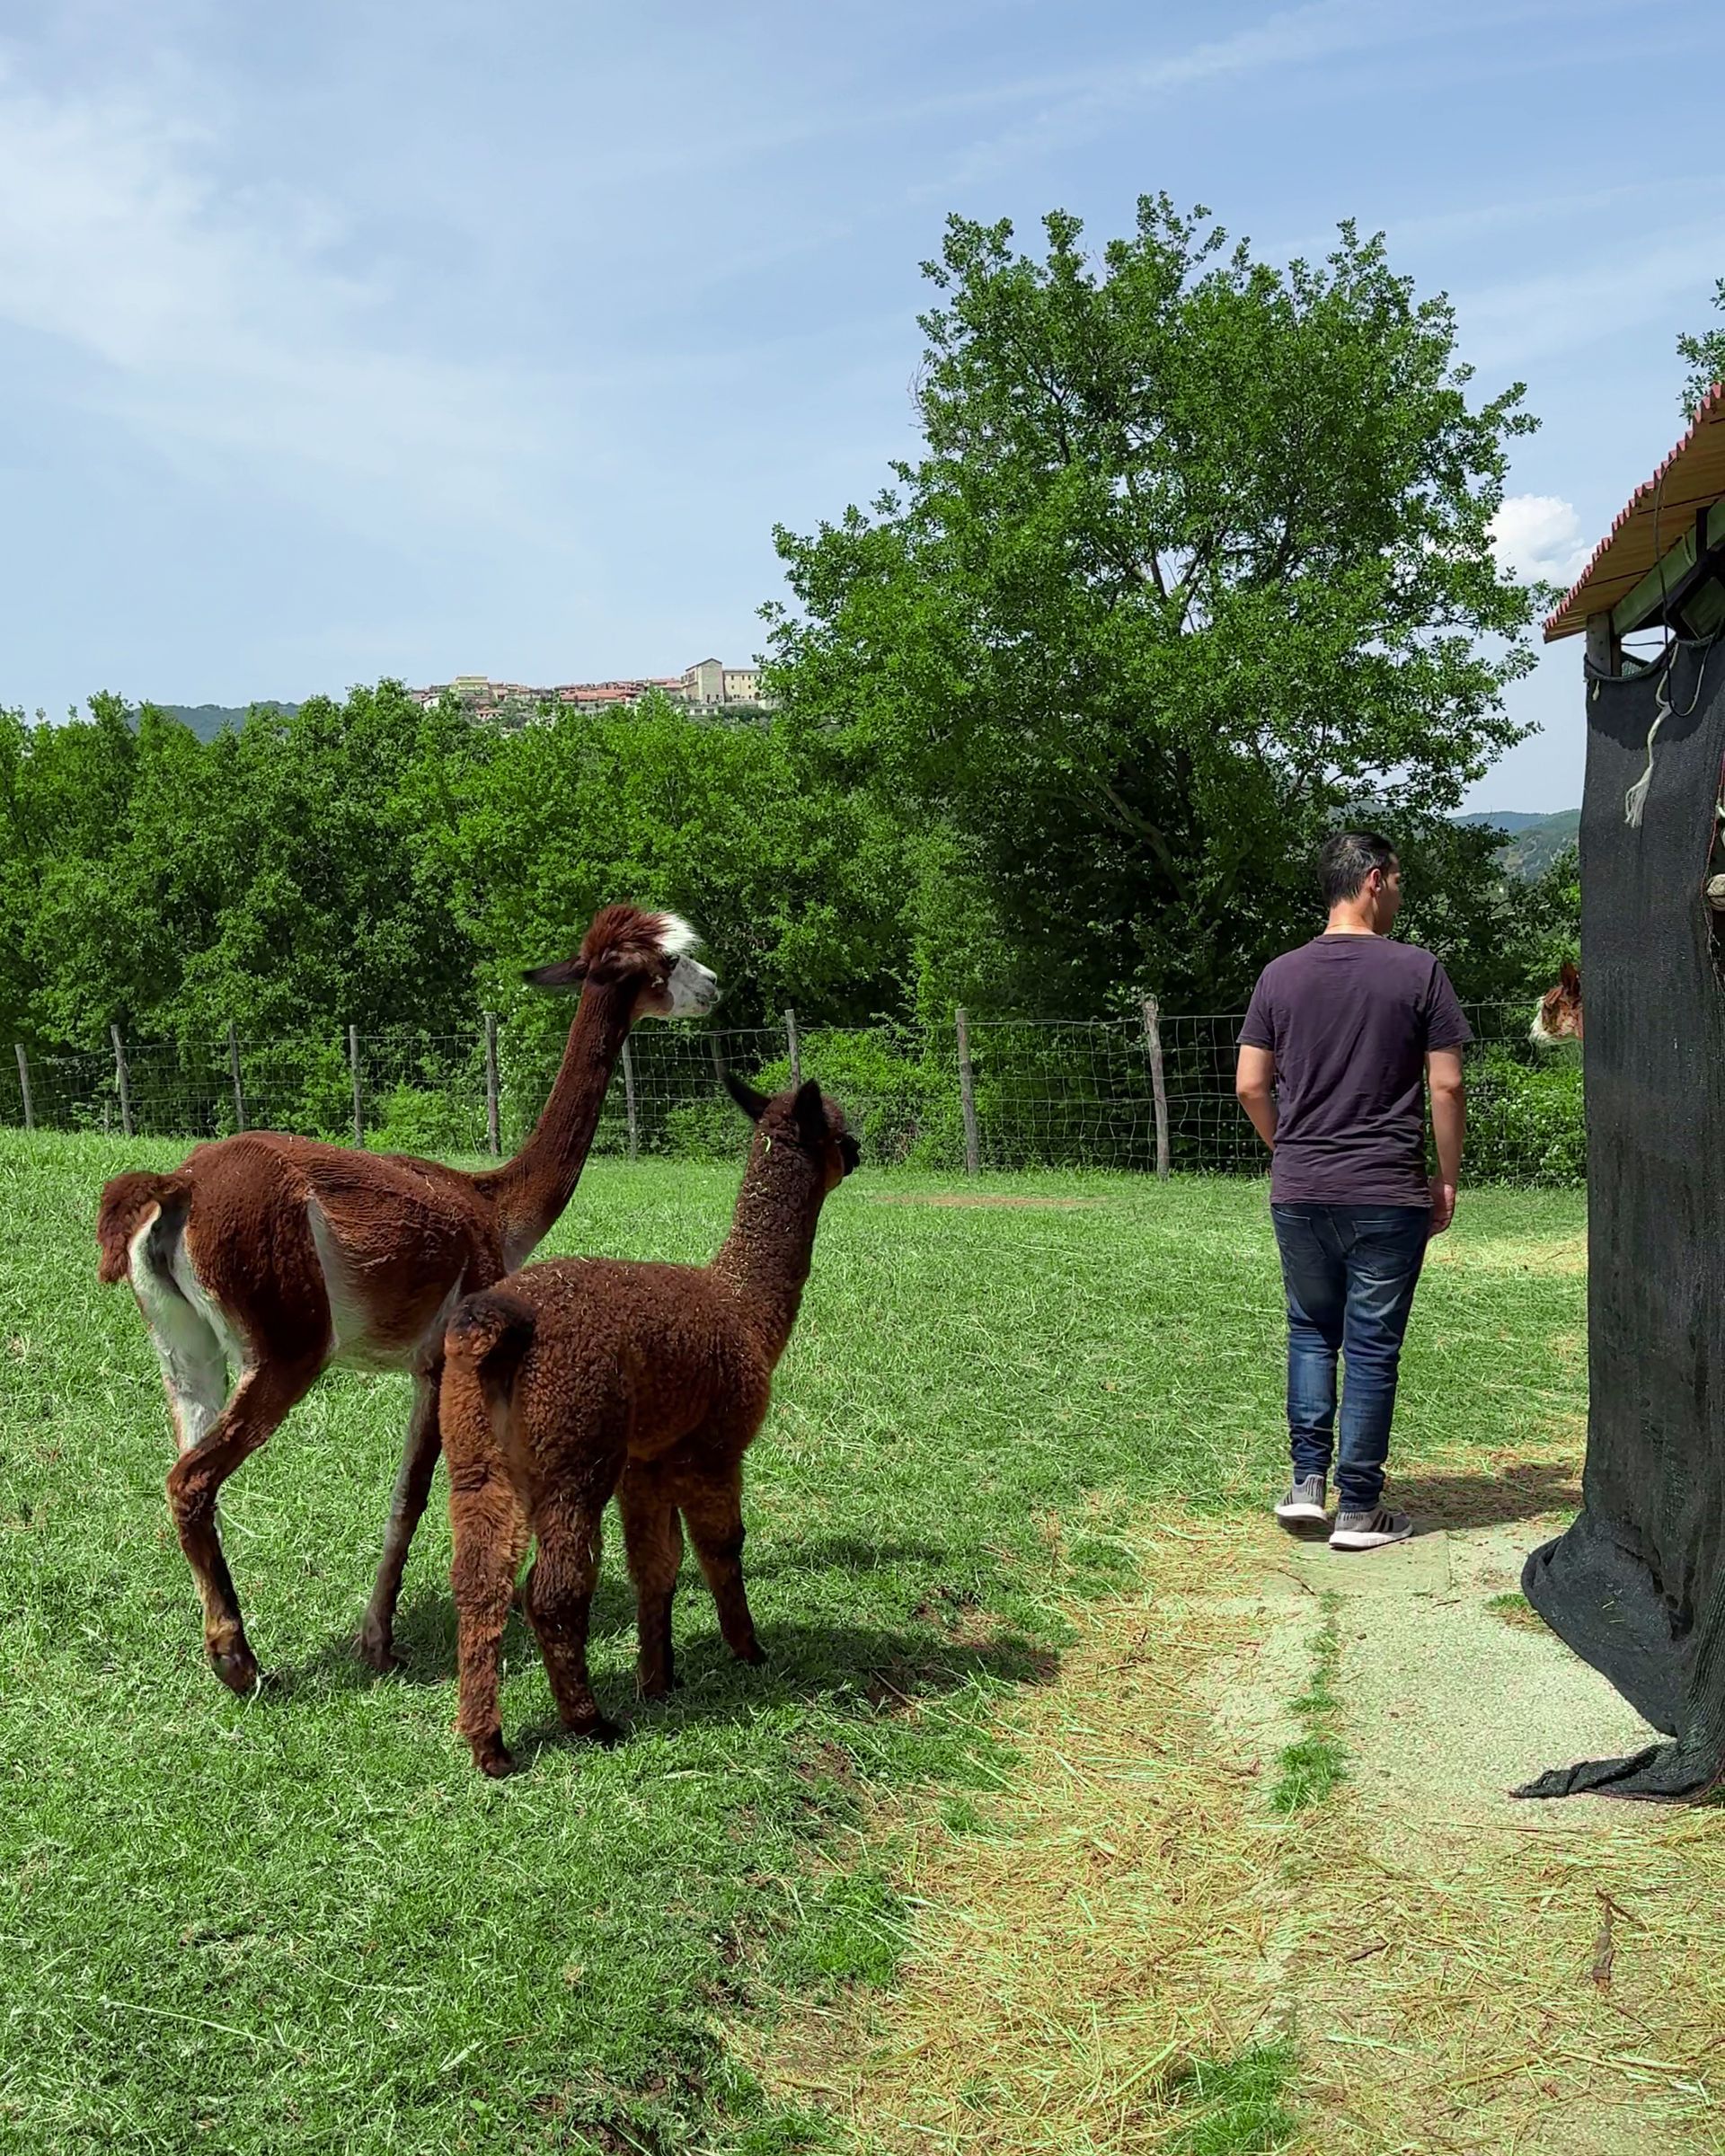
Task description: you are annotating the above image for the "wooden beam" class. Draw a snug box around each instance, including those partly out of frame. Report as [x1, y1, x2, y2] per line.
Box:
[1586, 613, 1620, 674]
[1611, 498, 1725, 638]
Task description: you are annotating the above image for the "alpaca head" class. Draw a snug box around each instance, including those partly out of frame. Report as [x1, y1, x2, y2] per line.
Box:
[523, 906, 719, 1020]
[1530, 959, 1583, 1048]
[723, 1071, 860, 1190]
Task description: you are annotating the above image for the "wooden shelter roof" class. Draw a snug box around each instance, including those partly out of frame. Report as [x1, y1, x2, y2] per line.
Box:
[1544, 382, 1725, 641]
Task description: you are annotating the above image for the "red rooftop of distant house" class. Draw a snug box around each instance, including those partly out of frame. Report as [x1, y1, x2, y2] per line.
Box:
[1545, 379, 1725, 641]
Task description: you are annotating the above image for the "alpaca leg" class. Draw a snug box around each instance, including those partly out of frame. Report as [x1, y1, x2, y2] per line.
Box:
[165, 1356, 322, 1692]
[448, 1462, 528, 1777]
[683, 1472, 765, 1666]
[358, 1365, 441, 1673]
[523, 1499, 619, 1745]
[618, 1469, 684, 1699]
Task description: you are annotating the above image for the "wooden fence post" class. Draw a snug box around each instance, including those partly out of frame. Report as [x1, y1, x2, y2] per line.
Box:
[227, 1020, 246, 1134]
[955, 1007, 981, 1177]
[1141, 995, 1171, 1182]
[349, 1025, 364, 1148]
[621, 1036, 639, 1160]
[14, 1045, 33, 1132]
[111, 1026, 134, 1138]
[784, 1007, 801, 1088]
[484, 1012, 500, 1157]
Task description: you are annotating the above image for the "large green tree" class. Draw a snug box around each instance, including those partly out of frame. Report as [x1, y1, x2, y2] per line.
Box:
[765, 198, 1544, 1011]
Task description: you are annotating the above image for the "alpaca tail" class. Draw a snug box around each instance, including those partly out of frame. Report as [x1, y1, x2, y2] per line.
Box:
[445, 1290, 537, 1427]
[95, 1171, 192, 1286]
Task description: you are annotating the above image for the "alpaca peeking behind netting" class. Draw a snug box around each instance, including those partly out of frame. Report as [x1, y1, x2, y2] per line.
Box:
[1530, 960, 1583, 1048]
[439, 1066, 860, 1777]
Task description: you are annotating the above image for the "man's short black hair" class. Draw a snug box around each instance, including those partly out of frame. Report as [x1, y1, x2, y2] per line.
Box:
[1318, 831, 1398, 907]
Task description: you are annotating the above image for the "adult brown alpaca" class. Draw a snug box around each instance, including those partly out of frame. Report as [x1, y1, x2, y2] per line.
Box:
[440, 1070, 858, 1777]
[1531, 960, 1584, 1047]
[93, 906, 718, 1694]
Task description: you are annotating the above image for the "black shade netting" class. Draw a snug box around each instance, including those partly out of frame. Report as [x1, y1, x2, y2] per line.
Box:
[1517, 633, 1725, 1800]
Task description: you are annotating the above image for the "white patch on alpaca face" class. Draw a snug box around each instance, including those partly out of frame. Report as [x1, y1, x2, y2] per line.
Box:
[652, 913, 701, 959]
[662, 954, 720, 1018]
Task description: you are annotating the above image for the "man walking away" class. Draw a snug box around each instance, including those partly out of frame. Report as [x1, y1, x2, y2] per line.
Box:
[1234, 832, 1470, 1551]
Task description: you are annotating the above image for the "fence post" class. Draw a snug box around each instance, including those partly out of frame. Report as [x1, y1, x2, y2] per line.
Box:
[954, 1007, 981, 1177]
[1141, 995, 1171, 1182]
[111, 1026, 134, 1138]
[349, 1024, 365, 1149]
[484, 1012, 500, 1156]
[784, 1006, 801, 1088]
[14, 1045, 33, 1132]
[622, 1037, 639, 1160]
[227, 1020, 246, 1134]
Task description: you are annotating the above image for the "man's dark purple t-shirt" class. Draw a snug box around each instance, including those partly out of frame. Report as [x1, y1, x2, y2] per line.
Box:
[1238, 935, 1473, 1206]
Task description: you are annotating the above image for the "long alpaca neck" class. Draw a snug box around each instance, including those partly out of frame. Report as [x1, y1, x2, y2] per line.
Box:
[488, 983, 635, 1257]
[710, 1144, 828, 1364]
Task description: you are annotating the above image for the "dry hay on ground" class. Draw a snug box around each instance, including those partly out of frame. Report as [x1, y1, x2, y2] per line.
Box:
[752, 1505, 1725, 2155]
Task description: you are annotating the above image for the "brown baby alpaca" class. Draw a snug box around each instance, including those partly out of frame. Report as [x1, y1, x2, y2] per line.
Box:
[440, 1072, 859, 1776]
[93, 906, 717, 1694]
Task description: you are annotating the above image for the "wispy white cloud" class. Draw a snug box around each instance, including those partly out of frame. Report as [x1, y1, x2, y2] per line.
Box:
[1455, 224, 1725, 374]
[0, 52, 583, 543]
[914, 0, 1588, 199]
[1491, 493, 1589, 584]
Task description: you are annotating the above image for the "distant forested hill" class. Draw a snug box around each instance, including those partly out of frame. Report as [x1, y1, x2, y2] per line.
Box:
[1458, 808, 1580, 879]
[155, 702, 299, 741]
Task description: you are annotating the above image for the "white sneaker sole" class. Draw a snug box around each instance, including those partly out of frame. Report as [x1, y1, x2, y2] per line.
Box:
[1329, 1526, 1413, 1551]
[1275, 1500, 1329, 1525]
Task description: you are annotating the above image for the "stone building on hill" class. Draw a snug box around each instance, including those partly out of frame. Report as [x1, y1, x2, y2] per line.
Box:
[411, 661, 769, 721]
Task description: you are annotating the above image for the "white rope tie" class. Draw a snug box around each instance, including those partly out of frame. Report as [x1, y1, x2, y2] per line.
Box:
[1624, 667, 1672, 828]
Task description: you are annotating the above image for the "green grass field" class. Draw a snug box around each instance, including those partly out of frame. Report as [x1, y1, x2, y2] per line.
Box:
[0, 1135, 1588, 2154]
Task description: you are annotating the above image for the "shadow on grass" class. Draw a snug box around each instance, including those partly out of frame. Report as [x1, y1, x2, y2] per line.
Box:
[274, 1533, 965, 1698]
[1393, 1461, 1581, 1532]
[504, 1620, 1059, 1771]
[273, 1584, 1057, 1758]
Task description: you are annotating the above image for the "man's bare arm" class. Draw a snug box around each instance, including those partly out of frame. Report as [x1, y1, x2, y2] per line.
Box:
[1235, 1043, 1278, 1151]
[1427, 1047, 1465, 1233]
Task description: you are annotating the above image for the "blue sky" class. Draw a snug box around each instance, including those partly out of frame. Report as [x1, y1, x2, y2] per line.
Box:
[3, 0, 1719, 810]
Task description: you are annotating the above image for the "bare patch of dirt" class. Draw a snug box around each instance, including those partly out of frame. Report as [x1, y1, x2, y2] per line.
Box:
[753, 1502, 1725, 2156]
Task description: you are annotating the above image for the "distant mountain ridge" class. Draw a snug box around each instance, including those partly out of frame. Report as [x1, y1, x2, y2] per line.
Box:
[155, 702, 299, 742]
[1458, 808, 1579, 879]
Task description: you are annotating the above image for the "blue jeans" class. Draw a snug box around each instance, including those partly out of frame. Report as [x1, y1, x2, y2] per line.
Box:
[1270, 1204, 1431, 1513]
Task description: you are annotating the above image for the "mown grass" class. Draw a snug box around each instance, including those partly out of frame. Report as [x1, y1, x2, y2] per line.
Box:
[1269, 1595, 1345, 1816]
[0, 1134, 1587, 2153]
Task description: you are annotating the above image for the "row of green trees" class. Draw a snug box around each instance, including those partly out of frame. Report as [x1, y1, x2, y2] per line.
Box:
[2, 199, 1589, 1057]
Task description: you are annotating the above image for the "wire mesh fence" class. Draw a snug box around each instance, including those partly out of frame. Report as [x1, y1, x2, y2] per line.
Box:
[0, 999, 1581, 1182]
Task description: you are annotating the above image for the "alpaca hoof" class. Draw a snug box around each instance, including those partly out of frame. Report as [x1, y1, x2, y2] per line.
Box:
[572, 1714, 624, 1747]
[473, 1738, 516, 1779]
[209, 1642, 261, 1695]
[356, 1627, 402, 1675]
[735, 1639, 767, 1666]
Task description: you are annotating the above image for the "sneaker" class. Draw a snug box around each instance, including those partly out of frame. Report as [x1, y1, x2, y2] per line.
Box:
[1330, 1505, 1414, 1551]
[1275, 1472, 1329, 1528]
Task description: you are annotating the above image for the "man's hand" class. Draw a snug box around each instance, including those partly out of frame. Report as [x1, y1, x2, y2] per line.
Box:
[1428, 1177, 1457, 1234]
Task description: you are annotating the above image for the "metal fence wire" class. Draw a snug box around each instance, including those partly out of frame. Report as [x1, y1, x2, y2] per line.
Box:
[1, 1000, 1579, 1182]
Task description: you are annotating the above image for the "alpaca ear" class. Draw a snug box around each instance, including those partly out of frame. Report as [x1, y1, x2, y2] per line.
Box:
[721, 1066, 770, 1123]
[792, 1079, 827, 1143]
[524, 957, 587, 993]
[1560, 959, 1580, 992]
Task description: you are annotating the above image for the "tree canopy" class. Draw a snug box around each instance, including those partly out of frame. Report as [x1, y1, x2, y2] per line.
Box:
[1677, 278, 1725, 420]
[764, 198, 1544, 1010]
